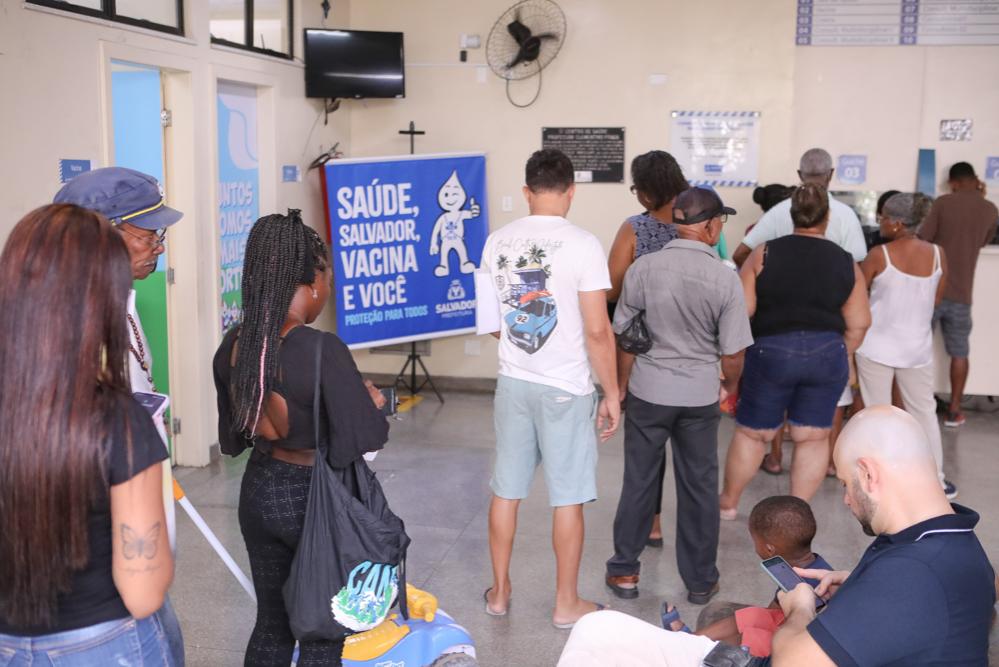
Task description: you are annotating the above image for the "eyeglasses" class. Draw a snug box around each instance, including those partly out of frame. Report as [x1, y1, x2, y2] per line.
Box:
[716, 214, 729, 224]
[118, 225, 167, 249]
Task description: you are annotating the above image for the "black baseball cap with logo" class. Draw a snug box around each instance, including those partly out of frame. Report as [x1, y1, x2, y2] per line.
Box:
[672, 187, 736, 225]
[54, 167, 183, 230]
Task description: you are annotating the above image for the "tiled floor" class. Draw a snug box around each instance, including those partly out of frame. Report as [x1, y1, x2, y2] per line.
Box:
[171, 393, 999, 666]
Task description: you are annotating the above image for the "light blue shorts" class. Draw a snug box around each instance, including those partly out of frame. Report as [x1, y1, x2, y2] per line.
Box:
[491, 375, 598, 507]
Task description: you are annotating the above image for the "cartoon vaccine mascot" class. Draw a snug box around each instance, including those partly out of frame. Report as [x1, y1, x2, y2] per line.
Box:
[429, 170, 480, 277]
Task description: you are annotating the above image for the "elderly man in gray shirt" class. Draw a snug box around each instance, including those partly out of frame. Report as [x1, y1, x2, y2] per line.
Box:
[605, 187, 754, 606]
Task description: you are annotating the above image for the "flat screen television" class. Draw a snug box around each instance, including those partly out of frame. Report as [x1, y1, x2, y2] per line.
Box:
[304, 29, 405, 99]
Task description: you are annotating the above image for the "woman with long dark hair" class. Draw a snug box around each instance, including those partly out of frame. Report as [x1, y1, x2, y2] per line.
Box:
[213, 211, 388, 666]
[0, 204, 174, 663]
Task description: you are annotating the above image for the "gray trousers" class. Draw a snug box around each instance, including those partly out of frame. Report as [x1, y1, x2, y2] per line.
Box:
[606, 394, 721, 592]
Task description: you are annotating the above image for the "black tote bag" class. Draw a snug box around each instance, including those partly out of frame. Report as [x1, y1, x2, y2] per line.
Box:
[283, 340, 411, 642]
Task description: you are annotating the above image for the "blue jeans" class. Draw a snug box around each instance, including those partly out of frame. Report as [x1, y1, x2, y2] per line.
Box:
[156, 596, 184, 666]
[735, 331, 848, 430]
[0, 615, 172, 667]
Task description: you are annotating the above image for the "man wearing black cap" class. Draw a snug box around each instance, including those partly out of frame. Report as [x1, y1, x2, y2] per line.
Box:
[54, 167, 185, 665]
[605, 187, 754, 605]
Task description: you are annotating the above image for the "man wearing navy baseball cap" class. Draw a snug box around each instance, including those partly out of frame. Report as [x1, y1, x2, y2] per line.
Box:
[54, 167, 185, 665]
[55, 167, 182, 280]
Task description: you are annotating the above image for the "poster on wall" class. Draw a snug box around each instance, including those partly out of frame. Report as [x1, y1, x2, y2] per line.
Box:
[322, 153, 488, 349]
[670, 111, 761, 187]
[217, 81, 259, 332]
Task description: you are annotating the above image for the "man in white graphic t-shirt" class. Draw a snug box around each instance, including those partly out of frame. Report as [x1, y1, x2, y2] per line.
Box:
[480, 149, 621, 629]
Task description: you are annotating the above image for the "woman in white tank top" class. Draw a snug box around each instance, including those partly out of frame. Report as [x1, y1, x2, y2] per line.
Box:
[856, 193, 954, 497]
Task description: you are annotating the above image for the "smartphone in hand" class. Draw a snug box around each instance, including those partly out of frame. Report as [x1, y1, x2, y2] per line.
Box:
[761, 556, 826, 610]
[134, 391, 169, 422]
[379, 386, 398, 416]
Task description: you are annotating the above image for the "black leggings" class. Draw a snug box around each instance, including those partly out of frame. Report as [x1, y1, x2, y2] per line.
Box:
[238, 450, 343, 667]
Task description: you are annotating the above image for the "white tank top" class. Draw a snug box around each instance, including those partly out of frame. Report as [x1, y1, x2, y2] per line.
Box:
[857, 243, 941, 368]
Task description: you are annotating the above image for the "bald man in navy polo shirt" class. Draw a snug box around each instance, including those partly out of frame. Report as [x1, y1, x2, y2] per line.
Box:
[773, 406, 994, 666]
[558, 406, 994, 666]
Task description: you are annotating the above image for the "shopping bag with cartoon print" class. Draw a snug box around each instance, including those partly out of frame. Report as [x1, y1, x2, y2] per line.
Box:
[283, 342, 410, 642]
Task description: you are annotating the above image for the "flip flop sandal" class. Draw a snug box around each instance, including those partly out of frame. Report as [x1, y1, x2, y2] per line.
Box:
[483, 587, 510, 617]
[659, 601, 692, 633]
[553, 602, 606, 630]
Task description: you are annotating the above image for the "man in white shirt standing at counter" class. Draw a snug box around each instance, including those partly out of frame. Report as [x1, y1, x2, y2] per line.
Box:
[55, 167, 185, 665]
[733, 148, 868, 266]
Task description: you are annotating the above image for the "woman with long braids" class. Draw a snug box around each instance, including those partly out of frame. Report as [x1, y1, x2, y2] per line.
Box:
[213, 211, 388, 666]
[0, 205, 173, 663]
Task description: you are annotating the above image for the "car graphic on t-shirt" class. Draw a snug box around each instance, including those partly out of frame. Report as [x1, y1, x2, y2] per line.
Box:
[504, 291, 557, 354]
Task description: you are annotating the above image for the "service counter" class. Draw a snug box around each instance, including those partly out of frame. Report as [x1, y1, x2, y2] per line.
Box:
[933, 246, 999, 397]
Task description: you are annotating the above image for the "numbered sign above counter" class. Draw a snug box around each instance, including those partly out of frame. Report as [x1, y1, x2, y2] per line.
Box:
[837, 155, 867, 186]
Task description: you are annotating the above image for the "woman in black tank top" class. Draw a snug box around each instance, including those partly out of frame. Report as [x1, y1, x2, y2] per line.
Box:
[720, 184, 871, 518]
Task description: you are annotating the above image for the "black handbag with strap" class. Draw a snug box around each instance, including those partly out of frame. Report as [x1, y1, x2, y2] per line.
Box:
[616, 309, 653, 355]
[282, 339, 410, 642]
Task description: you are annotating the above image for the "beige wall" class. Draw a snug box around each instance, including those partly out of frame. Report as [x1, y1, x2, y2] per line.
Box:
[792, 45, 999, 193]
[1, 1, 997, 463]
[345, 0, 799, 378]
[0, 0, 352, 464]
[344, 1, 999, 381]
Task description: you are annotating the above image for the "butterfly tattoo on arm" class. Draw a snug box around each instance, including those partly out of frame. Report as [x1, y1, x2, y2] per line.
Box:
[121, 522, 161, 560]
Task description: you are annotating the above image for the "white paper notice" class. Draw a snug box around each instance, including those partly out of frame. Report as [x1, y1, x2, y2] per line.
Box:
[475, 270, 501, 335]
[670, 111, 761, 187]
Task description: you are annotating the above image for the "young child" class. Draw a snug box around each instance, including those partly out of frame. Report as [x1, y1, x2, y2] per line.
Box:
[660, 495, 831, 657]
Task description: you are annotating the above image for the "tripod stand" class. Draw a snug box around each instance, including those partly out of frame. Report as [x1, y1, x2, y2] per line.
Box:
[393, 121, 444, 403]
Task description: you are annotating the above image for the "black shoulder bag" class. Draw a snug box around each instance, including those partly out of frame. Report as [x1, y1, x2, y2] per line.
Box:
[616, 309, 652, 355]
[283, 339, 411, 641]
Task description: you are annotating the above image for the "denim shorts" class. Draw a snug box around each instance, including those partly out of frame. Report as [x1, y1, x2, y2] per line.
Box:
[933, 299, 972, 358]
[736, 331, 848, 431]
[492, 375, 598, 507]
[0, 614, 172, 666]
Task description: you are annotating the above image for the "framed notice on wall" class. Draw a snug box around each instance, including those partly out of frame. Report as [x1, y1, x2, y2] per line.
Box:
[670, 111, 761, 187]
[542, 127, 625, 183]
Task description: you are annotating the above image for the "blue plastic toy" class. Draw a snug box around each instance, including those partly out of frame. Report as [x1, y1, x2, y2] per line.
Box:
[293, 586, 477, 667]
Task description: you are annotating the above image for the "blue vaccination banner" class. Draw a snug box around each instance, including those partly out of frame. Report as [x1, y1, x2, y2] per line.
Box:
[322, 153, 488, 348]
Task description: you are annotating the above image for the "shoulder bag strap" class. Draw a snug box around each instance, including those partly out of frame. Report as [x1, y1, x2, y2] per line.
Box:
[313, 334, 323, 464]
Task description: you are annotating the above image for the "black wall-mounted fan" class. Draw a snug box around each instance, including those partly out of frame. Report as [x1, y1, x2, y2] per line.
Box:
[486, 0, 567, 106]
